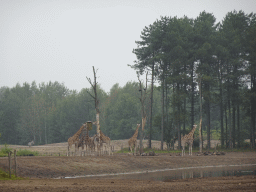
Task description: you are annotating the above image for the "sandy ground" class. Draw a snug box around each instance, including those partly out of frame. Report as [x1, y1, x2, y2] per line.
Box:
[0, 142, 255, 191]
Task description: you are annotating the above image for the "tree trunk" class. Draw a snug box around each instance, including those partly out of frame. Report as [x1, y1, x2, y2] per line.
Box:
[177, 84, 181, 150]
[191, 63, 195, 129]
[225, 104, 228, 148]
[205, 82, 211, 150]
[219, 65, 224, 148]
[228, 99, 232, 148]
[232, 103, 236, 148]
[148, 63, 154, 149]
[161, 79, 165, 150]
[237, 104, 240, 148]
[251, 74, 256, 148]
[199, 76, 203, 152]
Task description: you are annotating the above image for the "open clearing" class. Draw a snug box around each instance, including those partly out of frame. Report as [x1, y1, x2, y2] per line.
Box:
[0, 141, 255, 191]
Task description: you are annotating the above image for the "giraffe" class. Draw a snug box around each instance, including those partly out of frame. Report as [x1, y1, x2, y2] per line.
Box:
[83, 125, 95, 153]
[67, 123, 86, 153]
[88, 136, 95, 152]
[77, 130, 86, 151]
[94, 130, 112, 155]
[181, 125, 197, 156]
[128, 124, 140, 155]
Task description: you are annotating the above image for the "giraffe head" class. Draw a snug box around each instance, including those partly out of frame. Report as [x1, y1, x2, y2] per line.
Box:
[190, 125, 197, 135]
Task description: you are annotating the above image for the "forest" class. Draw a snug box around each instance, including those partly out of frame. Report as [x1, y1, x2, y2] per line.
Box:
[0, 10, 255, 149]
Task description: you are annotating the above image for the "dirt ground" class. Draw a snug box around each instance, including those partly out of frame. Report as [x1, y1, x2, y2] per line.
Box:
[0, 142, 255, 191]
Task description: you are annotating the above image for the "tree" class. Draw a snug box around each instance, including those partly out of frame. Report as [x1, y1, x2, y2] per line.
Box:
[194, 11, 218, 149]
[245, 12, 256, 148]
[138, 72, 149, 154]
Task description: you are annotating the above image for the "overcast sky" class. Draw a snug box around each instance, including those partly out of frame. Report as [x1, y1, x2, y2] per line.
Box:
[1, 0, 256, 93]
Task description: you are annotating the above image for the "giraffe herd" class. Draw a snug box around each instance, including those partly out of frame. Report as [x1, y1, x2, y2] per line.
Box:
[67, 121, 198, 157]
[67, 121, 113, 156]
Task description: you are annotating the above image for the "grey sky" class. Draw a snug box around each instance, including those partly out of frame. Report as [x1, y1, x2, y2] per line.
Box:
[1, 0, 256, 93]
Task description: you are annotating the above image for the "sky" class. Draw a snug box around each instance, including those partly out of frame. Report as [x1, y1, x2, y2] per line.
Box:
[1, 0, 256, 93]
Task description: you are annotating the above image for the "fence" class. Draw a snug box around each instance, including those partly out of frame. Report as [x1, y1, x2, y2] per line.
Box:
[8, 150, 17, 178]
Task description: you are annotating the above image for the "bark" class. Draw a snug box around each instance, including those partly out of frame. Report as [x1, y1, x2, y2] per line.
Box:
[161, 79, 164, 150]
[251, 74, 256, 148]
[219, 64, 224, 147]
[228, 99, 232, 148]
[225, 105, 228, 148]
[232, 103, 236, 148]
[177, 84, 181, 150]
[191, 63, 195, 129]
[199, 77, 203, 152]
[86, 66, 101, 152]
[138, 73, 148, 154]
[205, 81, 211, 150]
[237, 104, 240, 148]
[148, 63, 154, 149]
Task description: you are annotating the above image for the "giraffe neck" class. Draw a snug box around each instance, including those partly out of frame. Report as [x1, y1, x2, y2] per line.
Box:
[133, 124, 140, 138]
[187, 126, 197, 139]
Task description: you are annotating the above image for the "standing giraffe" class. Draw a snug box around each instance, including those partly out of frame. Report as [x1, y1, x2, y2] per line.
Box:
[84, 124, 95, 153]
[128, 124, 140, 155]
[67, 123, 86, 153]
[94, 130, 112, 155]
[181, 125, 197, 156]
[77, 130, 86, 151]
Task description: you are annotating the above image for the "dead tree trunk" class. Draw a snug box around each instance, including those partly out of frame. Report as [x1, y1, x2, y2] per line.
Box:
[138, 72, 149, 154]
[86, 66, 101, 154]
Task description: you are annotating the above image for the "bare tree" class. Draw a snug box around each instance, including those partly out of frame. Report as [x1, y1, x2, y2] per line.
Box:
[137, 72, 149, 154]
[86, 66, 101, 152]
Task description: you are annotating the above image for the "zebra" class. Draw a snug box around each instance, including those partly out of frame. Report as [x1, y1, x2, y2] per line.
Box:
[28, 140, 34, 147]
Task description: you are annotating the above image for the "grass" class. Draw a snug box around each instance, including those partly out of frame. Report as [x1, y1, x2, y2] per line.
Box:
[16, 149, 39, 156]
[0, 144, 39, 157]
[0, 169, 24, 180]
[115, 146, 255, 154]
[116, 147, 182, 154]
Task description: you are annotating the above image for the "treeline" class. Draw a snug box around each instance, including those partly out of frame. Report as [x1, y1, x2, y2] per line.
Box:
[0, 81, 162, 145]
[1, 10, 255, 149]
[131, 10, 256, 149]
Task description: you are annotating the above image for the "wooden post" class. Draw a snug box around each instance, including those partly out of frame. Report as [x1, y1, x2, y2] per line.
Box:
[14, 150, 17, 177]
[8, 151, 12, 178]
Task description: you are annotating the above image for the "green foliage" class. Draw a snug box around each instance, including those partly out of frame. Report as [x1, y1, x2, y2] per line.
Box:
[0, 144, 12, 157]
[0, 168, 24, 180]
[0, 144, 38, 157]
[16, 149, 39, 156]
[0, 10, 255, 149]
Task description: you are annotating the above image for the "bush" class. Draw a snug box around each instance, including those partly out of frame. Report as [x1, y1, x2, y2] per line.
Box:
[0, 168, 24, 180]
[16, 149, 39, 156]
[0, 144, 39, 157]
[0, 144, 12, 157]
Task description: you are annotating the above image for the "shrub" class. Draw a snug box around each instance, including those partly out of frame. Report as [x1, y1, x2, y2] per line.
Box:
[0, 168, 24, 180]
[16, 149, 39, 156]
[0, 144, 12, 157]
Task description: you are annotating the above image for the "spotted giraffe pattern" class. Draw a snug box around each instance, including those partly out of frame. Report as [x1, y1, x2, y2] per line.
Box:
[181, 125, 197, 156]
[128, 124, 140, 155]
[68, 123, 86, 153]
